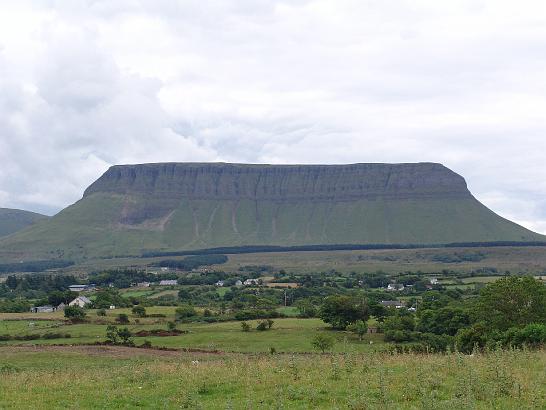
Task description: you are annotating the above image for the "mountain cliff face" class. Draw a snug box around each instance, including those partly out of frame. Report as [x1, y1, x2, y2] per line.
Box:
[0, 162, 542, 261]
[0, 208, 48, 238]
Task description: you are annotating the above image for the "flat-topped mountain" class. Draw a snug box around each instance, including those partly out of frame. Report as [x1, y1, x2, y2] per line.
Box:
[0, 208, 48, 238]
[0, 162, 542, 261]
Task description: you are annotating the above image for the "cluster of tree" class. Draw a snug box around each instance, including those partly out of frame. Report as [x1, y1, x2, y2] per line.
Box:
[92, 289, 131, 309]
[431, 252, 486, 263]
[240, 319, 274, 332]
[142, 241, 546, 259]
[1, 274, 77, 295]
[381, 276, 546, 353]
[0, 260, 74, 273]
[319, 295, 369, 330]
[88, 269, 166, 289]
[0, 298, 31, 313]
[155, 254, 228, 271]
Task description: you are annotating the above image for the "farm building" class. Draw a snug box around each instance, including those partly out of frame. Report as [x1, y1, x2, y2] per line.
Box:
[69, 284, 96, 292]
[159, 280, 178, 286]
[30, 305, 56, 313]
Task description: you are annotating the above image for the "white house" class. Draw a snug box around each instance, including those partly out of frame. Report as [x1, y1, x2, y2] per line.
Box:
[234, 280, 243, 287]
[159, 280, 178, 286]
[215, 280, 225, 287]
[243, 278, 260, 286]
[380, 300, 406, 309]
[69, 296, 92, 308]
[137, 282, 151, 288]
[387, 283, 404, 291]
[430, 278, 439, 285]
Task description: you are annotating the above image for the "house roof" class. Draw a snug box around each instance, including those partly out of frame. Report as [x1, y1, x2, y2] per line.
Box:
[380, 300, 405, 307]
[71, 296, 91, 304]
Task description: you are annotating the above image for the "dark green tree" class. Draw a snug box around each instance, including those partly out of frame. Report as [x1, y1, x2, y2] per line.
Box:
[6, 275, 18, 290]
[319, 296, 369, 330]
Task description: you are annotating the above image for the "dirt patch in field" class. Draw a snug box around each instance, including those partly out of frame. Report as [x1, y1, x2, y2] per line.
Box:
[0, 345, 221, 358]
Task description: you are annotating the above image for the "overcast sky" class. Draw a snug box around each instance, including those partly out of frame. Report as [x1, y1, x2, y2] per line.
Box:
[0, 1, 545, 233]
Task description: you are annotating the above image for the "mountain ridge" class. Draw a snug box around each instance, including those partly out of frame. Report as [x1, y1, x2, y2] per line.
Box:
[0, 162, 542, 262]
[0, 208, 49, 238]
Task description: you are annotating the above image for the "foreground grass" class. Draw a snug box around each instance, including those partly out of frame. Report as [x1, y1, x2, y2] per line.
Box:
[0, 346, 544, 409]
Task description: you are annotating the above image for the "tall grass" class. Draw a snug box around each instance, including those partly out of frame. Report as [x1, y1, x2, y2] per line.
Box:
[0, 347, 544, 409]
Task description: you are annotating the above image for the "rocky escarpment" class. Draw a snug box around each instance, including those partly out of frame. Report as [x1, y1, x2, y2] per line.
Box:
[84, 162, 471, 202]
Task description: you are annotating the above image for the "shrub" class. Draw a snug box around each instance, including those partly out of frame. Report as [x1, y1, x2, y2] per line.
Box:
[132, 305, 146, 317]
[503, 323, 546, 348]
[241, 322, 251, 332]
[175, 305, 197, 321]
[97, 309, 107, 317]
[116, 314, 130, 324]
[311, 334, 335, 353]
[455, 322, 489, 354]
[64, 306, 86, 322]
[256, 320, 268, 331]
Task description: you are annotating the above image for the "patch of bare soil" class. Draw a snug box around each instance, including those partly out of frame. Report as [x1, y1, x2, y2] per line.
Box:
[0, 345, 194, 358]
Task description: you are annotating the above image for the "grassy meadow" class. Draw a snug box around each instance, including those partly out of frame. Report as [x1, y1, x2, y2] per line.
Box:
[0, 316, 383, 353]
[0, 346, 544, 409]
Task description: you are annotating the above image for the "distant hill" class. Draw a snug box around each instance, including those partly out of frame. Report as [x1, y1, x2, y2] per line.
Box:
[0, 208, 48, 238]
[0, 162, 543, 262]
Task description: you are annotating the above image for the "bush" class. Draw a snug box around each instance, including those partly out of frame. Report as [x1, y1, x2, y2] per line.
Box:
[256, 320, 268, 331]
[241, 322, 251, 332]
[175, 305, 197, 321]
[96, 309, 107, 317]
[132, 306, 146, 317]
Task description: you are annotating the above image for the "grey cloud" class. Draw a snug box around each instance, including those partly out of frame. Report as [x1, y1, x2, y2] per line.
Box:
[0, 1, 545, 234]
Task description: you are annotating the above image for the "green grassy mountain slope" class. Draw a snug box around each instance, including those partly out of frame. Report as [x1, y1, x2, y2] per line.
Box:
[0, 208, 48, 238]
[0, 162, 542, 261]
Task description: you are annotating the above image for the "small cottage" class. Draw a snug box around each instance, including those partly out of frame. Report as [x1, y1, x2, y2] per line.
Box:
[69, 296, 92, 308]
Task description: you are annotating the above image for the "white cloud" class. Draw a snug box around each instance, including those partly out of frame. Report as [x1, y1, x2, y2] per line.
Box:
[0, 0, 545, 234]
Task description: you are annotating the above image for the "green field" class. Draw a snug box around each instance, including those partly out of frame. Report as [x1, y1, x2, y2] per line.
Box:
[0, 346, 544, 409]
[0, 318, 384, 353]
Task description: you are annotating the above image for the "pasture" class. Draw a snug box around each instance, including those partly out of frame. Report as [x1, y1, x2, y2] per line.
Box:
[0, 317, 384, 353]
